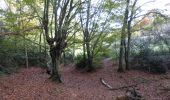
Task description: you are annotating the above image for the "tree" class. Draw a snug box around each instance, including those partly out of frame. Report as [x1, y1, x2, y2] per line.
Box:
[78, 0, 111, 71]
[43, 0, 80, 82]
[118, 0, 166, 72]
[79, 0, 93, 71]
[125, 0, 138, 70]
[118, 0, 130, 72]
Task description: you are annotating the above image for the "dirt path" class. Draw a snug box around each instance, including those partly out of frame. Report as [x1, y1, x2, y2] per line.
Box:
[0, 60, 170, 100]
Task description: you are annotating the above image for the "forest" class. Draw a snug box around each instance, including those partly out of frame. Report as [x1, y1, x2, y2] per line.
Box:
[0, 0, 170, 100]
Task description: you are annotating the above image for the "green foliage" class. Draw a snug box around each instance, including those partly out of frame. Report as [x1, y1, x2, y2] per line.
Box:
[143, 25, 153, 31]
[95, 48, 111, 58]
[0, 65, 17, 75]
[103, 0, 122, 11]
[0, 0, 168, 76]
[0, 36, 47, 74]
[23, 0, 34, 5]
[153, 15, 166, 25]
[92, 58, 103, 69]
[75, 54, 87, 69]
[60, 50, 74, 65]
[75, 53, 103, 70]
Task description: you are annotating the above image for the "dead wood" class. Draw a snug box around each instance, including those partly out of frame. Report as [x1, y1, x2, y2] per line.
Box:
[158, 82, 170, 93]
[100, 78, 137, 90]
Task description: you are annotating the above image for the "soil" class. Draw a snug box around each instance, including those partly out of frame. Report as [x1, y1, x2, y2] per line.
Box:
[0, 58, 170, 100]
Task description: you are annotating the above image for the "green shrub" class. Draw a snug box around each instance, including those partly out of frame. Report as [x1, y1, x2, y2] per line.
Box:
[131, 48, 169, 74]
[75, 54, 87, 69]
[0, 64, 18, 75]
[0, 36, 47, 74]
[93, 58, 103, 69]
[75, 54, 103, 70]
[60, 52, 74, 65]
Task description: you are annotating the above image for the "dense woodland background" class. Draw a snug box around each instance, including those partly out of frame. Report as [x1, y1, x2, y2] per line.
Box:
[0, 0, 170, 100]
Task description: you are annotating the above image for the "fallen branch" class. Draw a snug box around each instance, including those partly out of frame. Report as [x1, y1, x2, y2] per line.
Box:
[100, 78, 137, 90]
[100, 78, 113, 89]
[158, 83, 170, 92]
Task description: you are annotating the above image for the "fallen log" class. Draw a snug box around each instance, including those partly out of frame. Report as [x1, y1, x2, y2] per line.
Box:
[100, 78, 137, 90]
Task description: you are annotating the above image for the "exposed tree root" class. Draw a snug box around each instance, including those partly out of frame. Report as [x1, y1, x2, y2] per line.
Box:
[49, 75, 62, 83]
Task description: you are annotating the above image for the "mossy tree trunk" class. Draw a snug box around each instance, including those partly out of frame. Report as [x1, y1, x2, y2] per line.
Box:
[49, 46, 62, 83]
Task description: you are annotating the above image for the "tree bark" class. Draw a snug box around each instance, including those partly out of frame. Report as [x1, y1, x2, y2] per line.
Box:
[118, 0, 130, 72]
[43, 0, 79, 82]
[24, 35, 29, 68]
[43, 0, 62, 83]
[86, 36, 94, 71]
[118, 35, 125, 72]
[125, 0, 137, 70]
[85, 0, 94, 71]
[125, 21, 131, 70]
[49, 46, 62, 83]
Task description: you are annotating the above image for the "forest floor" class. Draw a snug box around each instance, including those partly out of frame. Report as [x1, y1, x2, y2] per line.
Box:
[0, 58, 170, 100]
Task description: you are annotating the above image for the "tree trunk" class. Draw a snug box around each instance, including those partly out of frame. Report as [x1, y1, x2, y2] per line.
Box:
[38, 32, 42, 66]
[86, 39, 94, 71]
[83, 36, 86, 61]
[49, 47, 62, 83]
[62, 51, 66, 65]
[24, 35, 29, 68]
[85, 0, 94, 71]
[118, 34, 125, 72]
[125, 21, 131, 70]
[118, 0, 130, 72]
[72, 33, 76, 61]
[125, 0, 137, 70]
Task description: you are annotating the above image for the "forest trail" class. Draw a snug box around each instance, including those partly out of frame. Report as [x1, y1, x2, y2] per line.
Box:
[0, 60, 170, 100]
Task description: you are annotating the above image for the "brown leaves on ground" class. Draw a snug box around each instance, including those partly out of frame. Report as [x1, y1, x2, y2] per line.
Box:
[0, 59, 170, 100]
